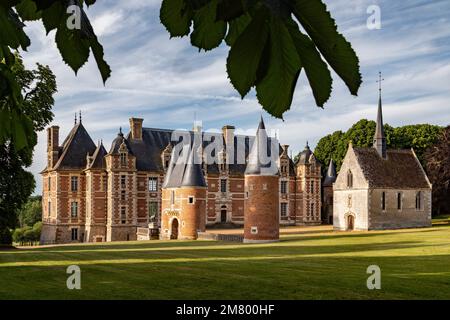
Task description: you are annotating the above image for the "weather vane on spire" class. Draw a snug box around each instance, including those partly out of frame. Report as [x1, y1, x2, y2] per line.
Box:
[376, 71, 385, 97]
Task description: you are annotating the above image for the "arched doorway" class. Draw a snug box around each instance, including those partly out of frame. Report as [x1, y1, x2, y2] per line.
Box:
[170, 218, 179, 239]
[220, 205, 227, 223]
[347, 215, 355, 231]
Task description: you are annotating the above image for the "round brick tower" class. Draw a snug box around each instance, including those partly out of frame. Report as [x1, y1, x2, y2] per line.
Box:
[244, 117, 280, 243]
[161, 144, 207, 240]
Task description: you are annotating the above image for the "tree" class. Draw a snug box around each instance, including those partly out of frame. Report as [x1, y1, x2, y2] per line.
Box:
[0, 0, 361, 149]
[312, 120, 442, 176]
[0, 56, 56, 246]
[17, 196, 42, 228]
[425, 126, 450, 216]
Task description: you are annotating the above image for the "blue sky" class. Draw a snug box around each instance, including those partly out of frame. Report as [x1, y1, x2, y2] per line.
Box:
[22, 0, 450, 195]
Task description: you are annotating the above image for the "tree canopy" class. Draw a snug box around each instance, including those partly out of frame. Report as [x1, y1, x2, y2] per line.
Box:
[312, 119, 443, 175]
[425, 126, 450, 216]
[0, 0, 361, 150]
[0, 55, 56, 245]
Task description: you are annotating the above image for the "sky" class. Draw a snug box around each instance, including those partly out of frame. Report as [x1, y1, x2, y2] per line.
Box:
[20, 0, 450, 195]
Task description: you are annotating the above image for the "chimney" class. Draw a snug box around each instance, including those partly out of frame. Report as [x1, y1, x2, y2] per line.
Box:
[47, 126, 59, 168]
[222, 125, 235, 147]
[129, 118, 143, 140]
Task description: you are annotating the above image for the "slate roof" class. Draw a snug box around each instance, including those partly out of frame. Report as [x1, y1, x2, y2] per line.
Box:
[296, 142, 313, 165]
[323, 159, 337, 187]
[88, 143, 107, 170]
[353, 147, 430, 189]
[52, 123, 97, 170]
[245, 117, 278, 176]
[48, 120, 297, 177]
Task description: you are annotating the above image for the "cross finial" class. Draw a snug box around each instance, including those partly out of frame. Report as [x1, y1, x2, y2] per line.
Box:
[376, 71, 385, 97]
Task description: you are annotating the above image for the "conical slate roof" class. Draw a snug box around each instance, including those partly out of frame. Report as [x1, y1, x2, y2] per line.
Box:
[162, 143, 206, 188]
[181, 147, 206, 187]
[323, 159, 337, 186]
[245, 116, 278, 176]
[53, 123, 96, 170]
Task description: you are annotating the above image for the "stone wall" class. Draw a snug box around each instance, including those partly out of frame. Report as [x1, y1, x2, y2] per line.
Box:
[368, 188, 432, 229]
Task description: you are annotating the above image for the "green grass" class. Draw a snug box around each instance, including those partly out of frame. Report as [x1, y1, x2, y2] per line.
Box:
[1, 217, 450, 300]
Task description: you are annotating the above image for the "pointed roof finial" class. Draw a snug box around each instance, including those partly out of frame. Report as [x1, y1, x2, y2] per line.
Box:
[79, 110, 82, 124]
[74, 113, 77, 125]
[119, 127, 123, 136]
[306, 141, 309, 149]
[377, 71, 384, 99]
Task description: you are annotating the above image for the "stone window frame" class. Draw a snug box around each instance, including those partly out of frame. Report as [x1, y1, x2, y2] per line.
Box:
[120, 206, 127, 224]
[148, 201, 158, 221]
[71, 228, 78, 241]
[188, 196, 196, 205]
[310, 180, 314, 193]
[121, 190, 126, 201]
[397, 192, 403, 211]
[71, 201, 78, 218]
[120, 152, 127, 167]
[120, 175, 126, 189]
[347, 170, 353, 188]
[280, 202, 288, 217]
[48, 201, 51, 217]
[148, 176, 158, 192]
[280, 180, 288, 194]
[220, 178, 227, 193]
[48, 176, 51, 191]
[415, 191, 423, 211]
[70, 175, 79, 192]
[381, 191, 386, 212]
[251, 226, 258, 234]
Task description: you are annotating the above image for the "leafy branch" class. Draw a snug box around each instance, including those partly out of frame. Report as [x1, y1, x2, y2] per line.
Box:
[160, 0, 362, 118]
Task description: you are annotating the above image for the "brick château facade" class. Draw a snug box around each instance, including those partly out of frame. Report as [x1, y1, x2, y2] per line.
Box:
[41, 117, 322, 244]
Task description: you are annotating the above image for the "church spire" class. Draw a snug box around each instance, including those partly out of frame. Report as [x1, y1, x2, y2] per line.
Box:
[373, 72, 387, 159]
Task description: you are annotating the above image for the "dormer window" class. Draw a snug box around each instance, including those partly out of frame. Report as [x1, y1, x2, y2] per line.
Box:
[347, 170, 353, 188]
[120, 152, 127, 167]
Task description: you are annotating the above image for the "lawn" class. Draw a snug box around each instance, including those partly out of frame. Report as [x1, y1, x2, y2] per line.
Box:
[1, 218, 450, 300]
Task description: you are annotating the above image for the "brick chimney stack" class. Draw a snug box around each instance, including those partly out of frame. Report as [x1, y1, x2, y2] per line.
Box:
[129, 118, 143, 140]
[47, 126, 59, 168]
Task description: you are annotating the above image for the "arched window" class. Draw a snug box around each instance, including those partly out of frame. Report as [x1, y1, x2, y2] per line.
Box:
[347, 170, 353, 188]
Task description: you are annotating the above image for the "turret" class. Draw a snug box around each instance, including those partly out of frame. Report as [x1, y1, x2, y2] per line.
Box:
[244, 116, 279, 243]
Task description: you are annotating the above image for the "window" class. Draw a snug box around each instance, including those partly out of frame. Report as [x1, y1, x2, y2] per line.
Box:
[188, 196, 195, 204]
[347, 195, 352, 207]
[310, 203, 315, 216]
[416, 191, 422, 210]
[149, 202, 158, 222]
[121, 206, 126, 224]
[48, 177, 51, 191]
[71, 228, 78, 241]
[310, 181, 314, 193]
[71, 201, 78, 218]
[220, 179, 227, 192]
[347, 170, 353, 188]
[170, 190, 175, 205]
[121, 190, 126, 201]
[48, 201, 51, 217]
[121, 175, 126, 189]
[281, 181, 287, 194]
[251, 226, 258, 234]
[397, 192, 402, 210]
[382, 192, 386, 211]
[120, 152, 127, 167]
[71, 176, 78, 192]
[280, 203, 287, 217]
[148, 177, 158, 192]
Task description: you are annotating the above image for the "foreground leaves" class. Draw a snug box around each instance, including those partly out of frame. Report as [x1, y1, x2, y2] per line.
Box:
[161, 0, 362, 118]
[0, 0, 108, 150]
